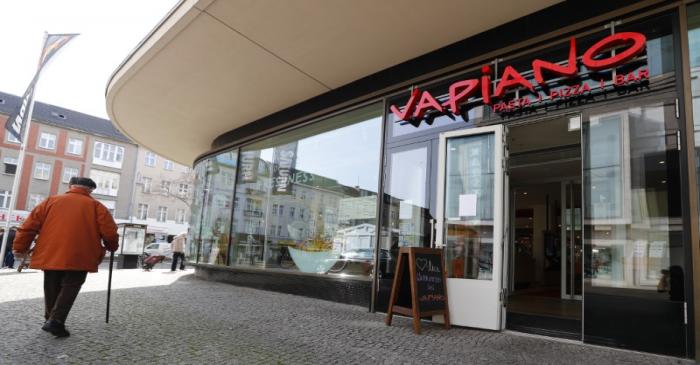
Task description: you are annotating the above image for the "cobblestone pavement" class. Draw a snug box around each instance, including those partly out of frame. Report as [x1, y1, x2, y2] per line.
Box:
[0, 267, 694, 365]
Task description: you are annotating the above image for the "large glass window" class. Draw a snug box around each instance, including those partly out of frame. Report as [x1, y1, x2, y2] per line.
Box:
[583, 99, 686, 354]
[688, 4, 700, 231]
[198, 151, 237, 265]
[229, 103, 382, 277]
[584, 103, 682, 289]
[187, 163, 207, 261]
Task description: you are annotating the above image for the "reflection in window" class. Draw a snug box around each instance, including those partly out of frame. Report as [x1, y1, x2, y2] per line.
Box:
[187, 162, 206, 260]
[388, 146, 429, 248]
[584, 102, 683, 298]
[444, 133, 495, 280]
[229, 103, 382, 277]
[197, 152, 237, 265]
[687, 4, 700, 266]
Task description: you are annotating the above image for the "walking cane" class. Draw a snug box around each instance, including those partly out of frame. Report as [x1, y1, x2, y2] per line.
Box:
[106, 251, 114, 323]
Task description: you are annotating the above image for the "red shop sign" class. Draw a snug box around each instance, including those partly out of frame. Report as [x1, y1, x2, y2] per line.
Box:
[390, 32, 648, 124]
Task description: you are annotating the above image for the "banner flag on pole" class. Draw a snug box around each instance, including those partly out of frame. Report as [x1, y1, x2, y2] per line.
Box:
[4, 33, 78, 142]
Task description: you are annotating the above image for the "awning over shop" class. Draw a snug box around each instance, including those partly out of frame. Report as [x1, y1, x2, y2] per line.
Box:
[106, 0, 561, 165]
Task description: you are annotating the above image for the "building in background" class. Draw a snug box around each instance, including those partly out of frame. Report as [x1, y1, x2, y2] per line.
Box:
[0, 91, 192, 239]
[0, 91, 138, 224]
[130, 147, 194, 242]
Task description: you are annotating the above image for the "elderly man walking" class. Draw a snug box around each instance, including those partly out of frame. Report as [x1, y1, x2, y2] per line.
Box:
[12, 177, 119, 337]
[170, 231, 187, 271]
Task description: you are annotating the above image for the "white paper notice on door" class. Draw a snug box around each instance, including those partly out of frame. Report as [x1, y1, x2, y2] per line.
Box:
[459, 194, 477, 217]
[399, 200, 413, 220]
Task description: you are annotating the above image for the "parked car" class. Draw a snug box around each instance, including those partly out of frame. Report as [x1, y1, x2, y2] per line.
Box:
[144, 242, 172, 259]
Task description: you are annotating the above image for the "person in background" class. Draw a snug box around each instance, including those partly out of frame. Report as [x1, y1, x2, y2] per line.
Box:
[171, 231, 187, 271]
[12, 177, 119, 338]
[1, 228, 16, 269]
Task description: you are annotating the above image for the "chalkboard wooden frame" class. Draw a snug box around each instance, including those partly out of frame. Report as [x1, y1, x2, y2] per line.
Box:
[385, 247, 450, 334]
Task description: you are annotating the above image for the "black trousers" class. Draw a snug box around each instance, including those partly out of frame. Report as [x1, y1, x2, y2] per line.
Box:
[171, 252, 185, 271]
[43, 270, 87, 324]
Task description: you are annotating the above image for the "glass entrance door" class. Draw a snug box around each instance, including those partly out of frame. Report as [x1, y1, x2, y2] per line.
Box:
[375, 141, 434, 311]
[582, 98, 687, 356]
[505, 114, 583, 339]
[436, 125, 506, 330]
[562, 181, 583, 300]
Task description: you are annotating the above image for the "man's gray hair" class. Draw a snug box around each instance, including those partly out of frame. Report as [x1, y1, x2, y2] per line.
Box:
[68, 177, 97, 189]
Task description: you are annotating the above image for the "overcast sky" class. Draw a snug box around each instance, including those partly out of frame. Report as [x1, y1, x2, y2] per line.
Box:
[0, 0, 178, 119]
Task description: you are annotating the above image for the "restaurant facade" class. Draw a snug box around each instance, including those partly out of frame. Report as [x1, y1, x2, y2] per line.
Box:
[107, 0, 700, 359]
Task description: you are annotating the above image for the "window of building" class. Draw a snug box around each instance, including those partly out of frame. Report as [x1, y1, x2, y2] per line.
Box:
[3, 157, 17, 175]
[28, 194, 44, 210]
[89, 169, 120, 196]
[226, 102, 383, 275]
[62, 167, 79, 183]
[145, 151, 156, 167]
[137, 203, 149, 220]
[6, 133, 19, 144]
[164, 159, 174, 170]
[67, 138, 83, 155]
[33, 162, 51, 180]
[176, 208, 186, 224]
[178, 183, 189, 196]
[38, 132, 56, 150]
[93, 141, 125, 168]
[0, 190, 11, 209]
[160, 181, 170, 195]
[142, 177, 152, 193]
[157, 206, 167, 222]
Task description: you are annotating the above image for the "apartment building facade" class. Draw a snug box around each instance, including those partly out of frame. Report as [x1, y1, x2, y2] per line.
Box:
[129, 147, 193, 241]
[0, 91, 138, 223]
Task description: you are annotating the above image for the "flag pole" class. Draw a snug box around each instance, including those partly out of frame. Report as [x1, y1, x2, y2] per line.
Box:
[0, 32, 47, 268]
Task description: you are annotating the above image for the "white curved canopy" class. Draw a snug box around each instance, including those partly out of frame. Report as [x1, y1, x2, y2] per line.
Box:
[106, 0, 560, 165]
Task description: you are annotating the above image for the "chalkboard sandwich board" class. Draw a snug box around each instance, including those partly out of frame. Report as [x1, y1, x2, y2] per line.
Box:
[385, 247, 450, 334]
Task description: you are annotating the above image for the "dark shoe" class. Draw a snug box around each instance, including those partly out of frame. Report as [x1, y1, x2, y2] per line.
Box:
[42, 320, 70, 337]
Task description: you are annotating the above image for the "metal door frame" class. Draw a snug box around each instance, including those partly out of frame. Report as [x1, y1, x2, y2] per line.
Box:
[436, 124, 506, 330]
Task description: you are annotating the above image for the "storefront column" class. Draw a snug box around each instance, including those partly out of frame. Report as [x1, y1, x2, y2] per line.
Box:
[678, 4, 700, 360]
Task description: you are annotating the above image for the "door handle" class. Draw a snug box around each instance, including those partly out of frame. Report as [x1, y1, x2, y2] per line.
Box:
[429, 219, 436, 248]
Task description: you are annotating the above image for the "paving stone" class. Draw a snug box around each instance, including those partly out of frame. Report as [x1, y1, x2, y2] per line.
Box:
[0, 267, 693, 364]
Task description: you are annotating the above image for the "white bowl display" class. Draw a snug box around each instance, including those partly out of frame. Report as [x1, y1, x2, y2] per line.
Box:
[288, 247, 339, 273]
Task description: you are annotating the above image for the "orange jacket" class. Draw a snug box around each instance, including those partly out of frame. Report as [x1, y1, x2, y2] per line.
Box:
[13, 187, 119, 272]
